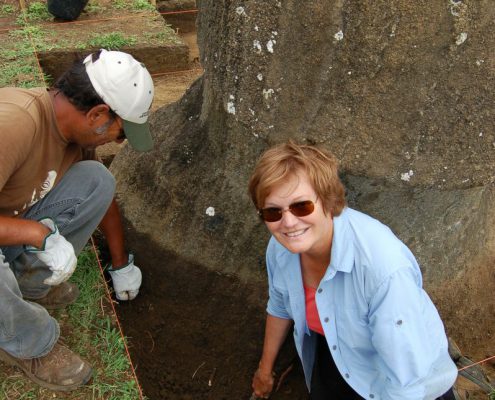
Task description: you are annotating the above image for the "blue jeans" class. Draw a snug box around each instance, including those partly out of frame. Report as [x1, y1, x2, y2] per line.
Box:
[0, 161, 115, 358]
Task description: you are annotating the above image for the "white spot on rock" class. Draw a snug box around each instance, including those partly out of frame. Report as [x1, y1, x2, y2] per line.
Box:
[253, 40, 262, 53]
[227, 101, 236, 115]
[254, 25, 259, 31]
[476, 59, 484, 66]
[400, 170, 414, 182]
[257, 73, 263, 81]
[449, 0, 462, 17]
[235, 6, 246, 16]
[266, 40, 276, 53]
[206, 207, 215, 216]
[456, 32, 467, 46]
[263, 88, 275, 99]
[334, 30, 344, 41]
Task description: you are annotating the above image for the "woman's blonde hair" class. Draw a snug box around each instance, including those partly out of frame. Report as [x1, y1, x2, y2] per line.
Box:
[248, 141, 346, 216]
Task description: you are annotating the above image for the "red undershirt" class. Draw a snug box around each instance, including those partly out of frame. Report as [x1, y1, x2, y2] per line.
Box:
[304, 285, 325, 335]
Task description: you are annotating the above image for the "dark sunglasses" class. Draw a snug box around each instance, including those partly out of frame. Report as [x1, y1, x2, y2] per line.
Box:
[258, 200, 316, 222]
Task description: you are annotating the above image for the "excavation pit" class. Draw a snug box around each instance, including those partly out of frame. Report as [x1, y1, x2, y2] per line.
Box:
[104, 229, 309, 399]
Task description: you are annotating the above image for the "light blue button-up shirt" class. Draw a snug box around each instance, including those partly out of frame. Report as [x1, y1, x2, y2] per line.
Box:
[266, 207, 457, 400]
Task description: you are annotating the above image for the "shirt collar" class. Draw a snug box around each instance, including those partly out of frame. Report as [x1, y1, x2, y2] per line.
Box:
[327, 207, 355, 276]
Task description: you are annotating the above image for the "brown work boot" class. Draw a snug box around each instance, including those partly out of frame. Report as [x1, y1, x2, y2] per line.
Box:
[25, 282, 79, 310]
[0, 342, 92, 391]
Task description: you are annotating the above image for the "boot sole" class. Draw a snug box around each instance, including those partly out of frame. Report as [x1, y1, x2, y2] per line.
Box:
[0, 348, 92, 392]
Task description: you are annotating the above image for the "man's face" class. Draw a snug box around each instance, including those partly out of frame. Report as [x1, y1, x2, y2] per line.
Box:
[76, 112, 126, 150]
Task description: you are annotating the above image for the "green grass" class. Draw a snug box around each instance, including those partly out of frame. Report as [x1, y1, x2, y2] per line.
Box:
[112, 0, 155, 11]
[0, 58, 47, 88]
[67, 248, 143, 399]
[25, 1, 52, 21]
[0, 25, 54, 87]
[133, 0, 155, 11]
[85, 0, 106, 14]
[15, 1, 52, 25]
[489, 391, 495, 400]
[0, 4, 16, 15]
[88, 32, 137, 49]
[0, 0, 177, 88]
[0, 247, 144, 399]
[112, 0, 129, 10]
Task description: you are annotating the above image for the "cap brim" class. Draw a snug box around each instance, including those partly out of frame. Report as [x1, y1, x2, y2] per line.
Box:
[122, 120, 153, 152]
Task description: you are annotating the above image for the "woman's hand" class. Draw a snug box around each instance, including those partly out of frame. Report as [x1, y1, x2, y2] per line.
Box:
[252, 367, 275, 399]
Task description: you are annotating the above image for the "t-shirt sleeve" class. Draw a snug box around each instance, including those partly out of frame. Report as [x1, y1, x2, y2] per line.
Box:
[0, 105, 35, 190]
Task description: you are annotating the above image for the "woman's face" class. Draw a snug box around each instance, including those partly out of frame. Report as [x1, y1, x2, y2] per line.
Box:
[262, 171, 333, 257]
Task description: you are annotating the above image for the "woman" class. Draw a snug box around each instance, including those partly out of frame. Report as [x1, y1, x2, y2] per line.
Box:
[248, 142, 457, 400]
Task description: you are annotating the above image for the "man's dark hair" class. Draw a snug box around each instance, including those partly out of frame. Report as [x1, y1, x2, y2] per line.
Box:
[53, 50, 116, 117]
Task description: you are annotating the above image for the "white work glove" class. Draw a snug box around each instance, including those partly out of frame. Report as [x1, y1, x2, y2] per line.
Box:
[108, 254, 142, 301]
[26, 218, 77, 286]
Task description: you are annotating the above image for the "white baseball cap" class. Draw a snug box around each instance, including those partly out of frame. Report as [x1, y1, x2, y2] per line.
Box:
[84, 49, 154, 151]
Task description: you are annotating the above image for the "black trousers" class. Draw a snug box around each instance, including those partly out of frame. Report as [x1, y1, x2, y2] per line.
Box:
[309, 332, 456, 400]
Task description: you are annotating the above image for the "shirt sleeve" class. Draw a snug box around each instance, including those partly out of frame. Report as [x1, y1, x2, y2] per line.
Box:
[368, 267, 447, 400]
[265, 241, 291, 319]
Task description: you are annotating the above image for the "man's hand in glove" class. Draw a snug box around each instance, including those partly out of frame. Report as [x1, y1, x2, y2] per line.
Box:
[108, 254, 142, 301]
[26, 218, 77, 286]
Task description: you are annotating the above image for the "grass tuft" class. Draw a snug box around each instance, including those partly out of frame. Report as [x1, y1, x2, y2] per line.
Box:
[133, 0, 155, 11]
[25, 1, 52, 21]
[112, 0, 155, 11]
[88, 32, 137, 49]
[85, 0, 106, 14]
[0, 4, 16, 15]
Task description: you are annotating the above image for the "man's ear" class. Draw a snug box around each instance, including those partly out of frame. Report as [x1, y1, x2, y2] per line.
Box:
[86, 104, 110, 125]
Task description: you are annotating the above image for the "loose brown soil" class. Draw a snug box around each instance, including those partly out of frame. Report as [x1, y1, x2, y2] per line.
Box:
[102, 229, 309, 400]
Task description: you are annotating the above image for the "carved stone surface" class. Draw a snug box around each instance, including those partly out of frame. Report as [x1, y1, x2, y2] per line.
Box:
[112, 0, 495, 355]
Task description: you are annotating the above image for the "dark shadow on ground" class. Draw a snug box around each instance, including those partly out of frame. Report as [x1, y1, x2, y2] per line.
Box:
[97, 227, 309, 400]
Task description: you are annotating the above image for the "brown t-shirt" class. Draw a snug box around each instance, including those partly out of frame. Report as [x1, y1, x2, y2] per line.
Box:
[0, 87, 93, 217]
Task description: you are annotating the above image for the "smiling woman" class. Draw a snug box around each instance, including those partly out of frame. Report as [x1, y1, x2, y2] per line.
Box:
[247, 141, 458, 400]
